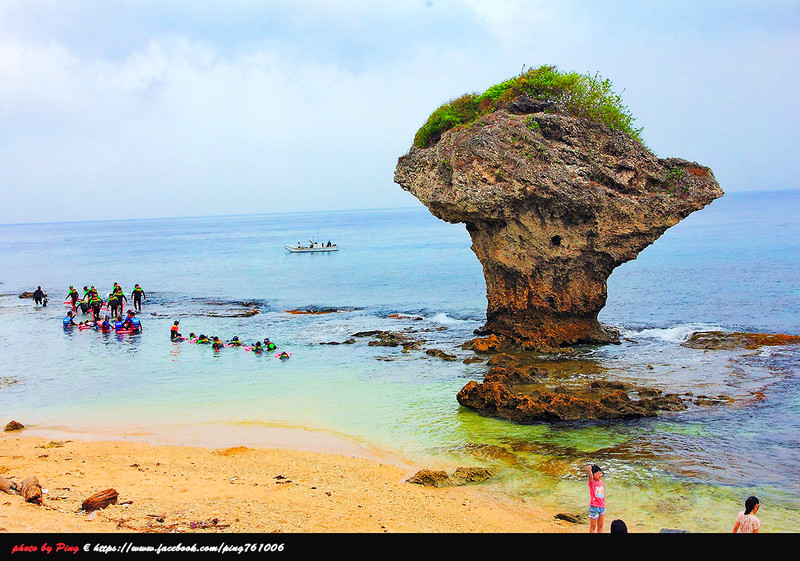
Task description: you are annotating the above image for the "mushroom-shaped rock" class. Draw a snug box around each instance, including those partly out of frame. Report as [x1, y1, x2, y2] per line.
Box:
[395, 68, 722, 350]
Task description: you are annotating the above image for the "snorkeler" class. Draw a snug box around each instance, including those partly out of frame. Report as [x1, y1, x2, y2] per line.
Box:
[170, 320, 181, 341]
[108, 292, 121, 318]
[253, 341, 263, 353]
[212, 336, 224, 351]
[119, 310, 134, 330]
[228, 336, 242, 347]
[131, 284, 145, 311]
[62, 311, 76, 328]
[112, 283, 126, 308]
[129, 312, 142, 332]
[263, 337, 276, 351]
[88, 293, 103, 321]
[66, 286, 79, 310]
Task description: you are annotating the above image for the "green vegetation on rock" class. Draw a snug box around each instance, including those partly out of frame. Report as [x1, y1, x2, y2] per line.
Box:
[413, 65, 643, 148]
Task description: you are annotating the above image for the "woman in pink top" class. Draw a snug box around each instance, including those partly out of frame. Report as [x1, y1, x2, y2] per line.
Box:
[587, 464, 605, 533]
[733, 496, 761, 533]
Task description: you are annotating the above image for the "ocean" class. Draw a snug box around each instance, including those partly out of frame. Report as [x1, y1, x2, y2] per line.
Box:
[1, 189, 798, 532]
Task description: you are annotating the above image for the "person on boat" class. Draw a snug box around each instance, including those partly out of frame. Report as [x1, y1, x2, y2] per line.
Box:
[131, 284, 146, 311]
[170, 320, 181, 341]
[63, 311, 76, 328]
[66, 286, 80, 310]
[211, 336, 224, 351]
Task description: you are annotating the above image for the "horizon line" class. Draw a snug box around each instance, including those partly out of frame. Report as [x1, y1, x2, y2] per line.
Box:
[0, 204, 428, 228]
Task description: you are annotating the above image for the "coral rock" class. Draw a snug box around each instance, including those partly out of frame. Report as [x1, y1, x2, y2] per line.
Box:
[4, 420, 24, 432]
[395, 111, 722, 350]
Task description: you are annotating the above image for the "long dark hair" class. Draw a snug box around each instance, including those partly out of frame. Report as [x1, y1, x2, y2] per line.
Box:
[744, 496, 759, 515]
[610, 519, 628, 533]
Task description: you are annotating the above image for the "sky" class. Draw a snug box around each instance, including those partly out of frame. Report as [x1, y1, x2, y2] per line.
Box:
[1, 0, 799, 224]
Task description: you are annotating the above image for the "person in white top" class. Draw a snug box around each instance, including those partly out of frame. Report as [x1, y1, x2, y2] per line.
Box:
[733, 496, 760, 533]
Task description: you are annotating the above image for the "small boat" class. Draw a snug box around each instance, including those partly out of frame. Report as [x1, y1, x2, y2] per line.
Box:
[285, 240, 339, 253]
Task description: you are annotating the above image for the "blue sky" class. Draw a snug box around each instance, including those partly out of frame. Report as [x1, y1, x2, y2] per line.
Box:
[1, 0, 798, 223]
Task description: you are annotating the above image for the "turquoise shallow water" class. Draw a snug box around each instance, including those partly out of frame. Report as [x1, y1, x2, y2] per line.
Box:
[1, 191, 799, 532]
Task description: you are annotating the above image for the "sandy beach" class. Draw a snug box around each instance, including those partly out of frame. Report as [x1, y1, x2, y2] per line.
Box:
[0, 434, 572, 534]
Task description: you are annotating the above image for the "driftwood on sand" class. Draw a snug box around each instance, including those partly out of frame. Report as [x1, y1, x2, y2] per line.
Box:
[19, 475, 43, 504]
[1, 476, 18, 494]
[81, 488, 119, 512]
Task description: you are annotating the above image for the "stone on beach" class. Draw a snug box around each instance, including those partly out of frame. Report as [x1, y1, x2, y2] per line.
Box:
[5, 420, 24, 432]
[406, 467, 495, 487]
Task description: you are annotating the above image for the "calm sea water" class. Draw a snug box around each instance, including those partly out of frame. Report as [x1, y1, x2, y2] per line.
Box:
[1, 189, 798, 532]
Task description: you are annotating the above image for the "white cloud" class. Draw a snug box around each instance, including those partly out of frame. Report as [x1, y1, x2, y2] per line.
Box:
[0, 1, 798, 223]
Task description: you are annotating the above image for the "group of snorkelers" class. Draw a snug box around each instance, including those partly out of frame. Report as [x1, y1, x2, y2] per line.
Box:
[59, 283, 290, 357]
[65, 283, 146, 320]
[170, 320, 287, 357]
[63, 308, 143, 333]
[62, 283, 146, 333]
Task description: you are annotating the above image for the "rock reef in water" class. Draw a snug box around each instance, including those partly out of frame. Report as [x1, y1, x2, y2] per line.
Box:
[682, 331, 800, 350]
[394, 73, 723, 350]
[456, 356, 688, 422]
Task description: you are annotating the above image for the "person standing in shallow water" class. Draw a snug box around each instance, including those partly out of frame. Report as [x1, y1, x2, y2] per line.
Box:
[112, 283, 127, 311]
[65, 286, 79, 310]
[587, 464, 606, 533]
[108, 291, 121, 318]
[131, 284, 146, 311]
[733, 496, 761, 533]
[33, 286, 45, 306]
